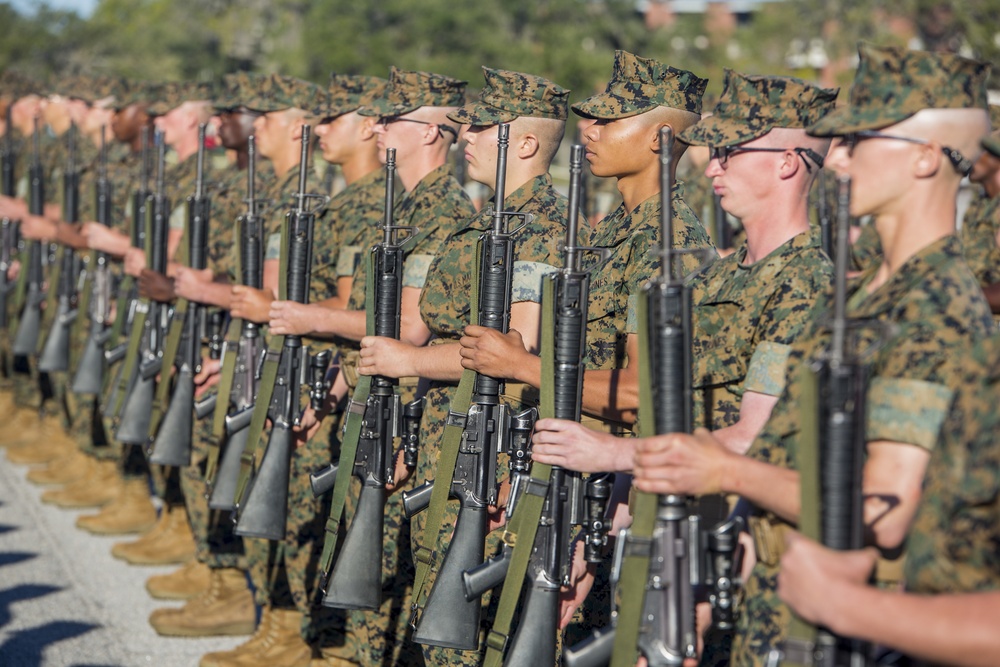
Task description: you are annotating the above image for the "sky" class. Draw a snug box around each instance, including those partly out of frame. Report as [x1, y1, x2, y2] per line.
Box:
[7, 0, 98, 17]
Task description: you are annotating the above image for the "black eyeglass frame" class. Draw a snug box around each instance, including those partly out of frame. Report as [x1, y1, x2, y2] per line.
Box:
[376, 115, 458, 139]
[839, 130, 973, 177]
[709, 145, 826, 172]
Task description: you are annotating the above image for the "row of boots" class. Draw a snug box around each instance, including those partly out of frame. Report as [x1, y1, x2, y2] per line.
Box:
[1, 395, 348, 667]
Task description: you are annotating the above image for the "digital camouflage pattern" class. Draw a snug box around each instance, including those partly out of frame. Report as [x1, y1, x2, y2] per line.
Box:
[240, 74, 327, 116]
[326, 74, 388, 119]
[572, 50, 707, 120]
[959, 193, 1000, 288]
[413, 174, 570, 665]
[850, 221, 882, 273]
[448, 67, 569, 125]
[904, 336, 1000, 597]
[212, 71, 271, 111]
[808, 42, 989, 137]
[0, 69, 42, 100]
[680, 70, 838, 148]
[146, 80, 215, 116]
[690, 228, 832, 430]
[734, 235, 993, 667]
[585, 185, 713, 372]
[359, 67, 467, 118]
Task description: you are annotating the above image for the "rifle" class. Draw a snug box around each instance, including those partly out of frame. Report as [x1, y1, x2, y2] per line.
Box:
[713, 192, 731, 251]
[200, 134, 266, 510]
[773, 175, 869, 667]
[473, 144, 613, 667]
[1, 103, 18, 336]
[233, 124, 331, 540]
[402, 123, 534, 650]
[817, 174, 834, 261]
[565, 128, 742, 667]
[316, 148, 424, 610]
[38, 123, 82, 372]
[102, 126, 152, 421]
[116, 130, 170, 446]
[149, 124, 212, 466]
[12, 118, 47, 356]
[72, 125, 115, 394]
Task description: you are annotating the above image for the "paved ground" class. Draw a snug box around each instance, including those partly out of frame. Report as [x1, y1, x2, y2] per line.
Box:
[0, 447, 247, 667]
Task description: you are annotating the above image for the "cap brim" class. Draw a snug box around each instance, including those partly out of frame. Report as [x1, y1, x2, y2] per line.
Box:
[808, 105, 913, 137]
[447, 102, 517, 126]
[982, 135, 1000, 159]
[680, 115, 770, 147]
[571, 92, 653, 120]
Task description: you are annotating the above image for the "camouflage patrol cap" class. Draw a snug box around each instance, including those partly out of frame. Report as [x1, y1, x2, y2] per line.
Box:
[681, 70, 838, 147]
[572, 50, 707, 120]
[214, 72, 270, 111]
[809, 42, 989, 136]
[56, 75, 125, 105]
[359, 67, 466, 117]
[1, 70, 42, 100]
[447, 67, 569, 125]
[116, 81, 160, 109]
[147, 81, 216, 116]
[325, 74, 388, 118]
[238, 74, 327, 115]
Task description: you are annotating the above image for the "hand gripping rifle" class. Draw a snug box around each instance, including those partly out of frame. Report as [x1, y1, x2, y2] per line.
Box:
[150, 124, 212, 466]
[12, 118, 47, 356]
[233, 124, 331, 540]
[316, 148, 424, 610]
[71, 126, 116, 394]
[565, 128, 742, 667]
[1, 103, 19, 335]
[475, 144, 613, 667]
[116, 130, 171, 446]
[772, 175, 869, 667]
[38, 123, 82, 372]
[102, 127, 152, 421]
[402, 123, 535, 650]
[201, 134, 267, 511]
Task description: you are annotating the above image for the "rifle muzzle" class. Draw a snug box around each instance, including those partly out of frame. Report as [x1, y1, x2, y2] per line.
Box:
[234, 423, 293, 540]
[148, 367, 195, 467]
[322, 483, 387, 610]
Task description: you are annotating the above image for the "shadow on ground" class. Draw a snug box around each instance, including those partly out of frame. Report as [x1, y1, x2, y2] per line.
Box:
[0, 620, 101, 666]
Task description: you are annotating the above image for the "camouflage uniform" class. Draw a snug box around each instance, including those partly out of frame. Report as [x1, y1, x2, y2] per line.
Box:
[904, 335, 1000, 597]
[733, 44, 993, 667]
[678, 69, 839, 431]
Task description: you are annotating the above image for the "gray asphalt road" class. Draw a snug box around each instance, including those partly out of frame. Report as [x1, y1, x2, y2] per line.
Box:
[0, 450, 247, 667]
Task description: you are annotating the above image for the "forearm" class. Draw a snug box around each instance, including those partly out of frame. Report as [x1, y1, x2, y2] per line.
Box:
[581, 367, 639, 425]
[829, 586, 1000, 667]
[92, 230, 132, 257]
[54, 222, 89, 249]
[190, 281, 235, 309]
[723, 457, 800, 523]
[315, 308, 366, 342]
[409, 341, 464, 382]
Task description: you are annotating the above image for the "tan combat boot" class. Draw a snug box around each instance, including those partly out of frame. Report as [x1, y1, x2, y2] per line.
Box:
[4, 418, 75, 464]
[42, 460, 122, 508]
[76, 478, 157, 535]
[146, 560, 212, 600]
[112, 504, 196, 565]
[149, 567, 255, 637]
[232, 607, 311, 667]
[0, 406, 40, 446]
[199, 606, 273, 667]
[27, 449, 94, 486]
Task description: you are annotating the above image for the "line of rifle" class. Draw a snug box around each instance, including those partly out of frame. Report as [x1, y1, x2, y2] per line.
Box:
[201, 133, 266, 511]
[38, 122, 81, 373]
[775, 175, 869, 667]
[817, 174, 833, 261]
[12, 118, 47, 358]
[401, 123, 535, 650]
[116, 129, 171, 446]
[232, 124, 331, 540]
[1, 103, 18, 338]
[149, 124, 212, 466]
[315, 147, 424, 610]
[476, 144, 613, 667]
[72, 124, 115, 395]
[102, 126, 153, 423]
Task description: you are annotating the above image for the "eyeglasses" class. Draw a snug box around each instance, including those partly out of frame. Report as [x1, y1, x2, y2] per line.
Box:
[709, 145, 826, 172]
[840, 130, 973, 176]
[376, 115, 457, 139]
